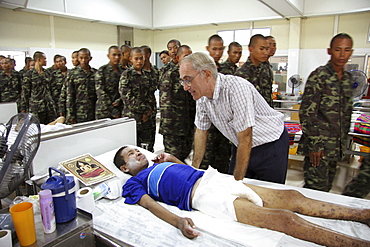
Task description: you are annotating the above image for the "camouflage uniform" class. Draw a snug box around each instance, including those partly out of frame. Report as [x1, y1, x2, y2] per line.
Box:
[66, 66, 97, 123]
[235, 56, 273, 107]
[298, 61, 353, 192]
[159, 60, 176, 82]
[159, 64, 196, 161]
[58, 81, 67, 116]
[342, 154, 370, 198]
[50, 69, 68, 111]
[44, 66, 57, 79]
[119, 67, 157, 152]
[19, 67, 29, 80]
[0, 70, 22, 111]
[219, 60, 237, 75]
[95, 63, 124, 119]
[21, 68, 57, 124]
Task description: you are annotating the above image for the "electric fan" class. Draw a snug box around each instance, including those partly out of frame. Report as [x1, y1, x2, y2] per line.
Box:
[0, 113, 41, 199]
[349, 69, 368, 99]
[288, 74, 302, 96]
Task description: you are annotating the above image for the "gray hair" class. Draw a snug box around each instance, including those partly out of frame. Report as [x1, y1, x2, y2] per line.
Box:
[180, 52, 218, 79]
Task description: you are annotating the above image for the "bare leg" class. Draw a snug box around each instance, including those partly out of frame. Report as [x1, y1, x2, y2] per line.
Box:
[246, 184, 370, 225]
[234, 198, 370, 247]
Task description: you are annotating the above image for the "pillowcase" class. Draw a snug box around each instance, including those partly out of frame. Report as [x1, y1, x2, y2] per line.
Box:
[93, 145, 157, 199]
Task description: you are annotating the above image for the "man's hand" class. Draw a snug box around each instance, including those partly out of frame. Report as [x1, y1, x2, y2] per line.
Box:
[152, 153, 184, 164]
[142, 109, 153, 123]
[309, 151, 324, 167]
[112, 102, 119, 107]
[177, 217, 200, 239]
[152, 153, 172, 163]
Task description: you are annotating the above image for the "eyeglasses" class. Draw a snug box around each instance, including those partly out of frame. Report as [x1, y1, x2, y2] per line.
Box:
[180, 71, 202, 87]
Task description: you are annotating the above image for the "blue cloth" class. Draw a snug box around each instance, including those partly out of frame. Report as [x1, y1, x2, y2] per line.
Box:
[122, 162, 204, 211]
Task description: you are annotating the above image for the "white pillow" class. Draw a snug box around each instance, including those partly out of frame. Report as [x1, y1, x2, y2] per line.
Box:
[93, 145, 157, 199]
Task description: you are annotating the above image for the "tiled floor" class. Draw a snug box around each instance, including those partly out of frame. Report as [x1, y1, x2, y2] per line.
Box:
[153, 116, 370, 200]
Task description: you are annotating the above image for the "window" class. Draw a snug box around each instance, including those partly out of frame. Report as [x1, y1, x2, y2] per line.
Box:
[218, 27, 271, 46]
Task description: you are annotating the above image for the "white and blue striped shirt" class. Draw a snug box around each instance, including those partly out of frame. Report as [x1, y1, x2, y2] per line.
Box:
[195, 73, 284, 148]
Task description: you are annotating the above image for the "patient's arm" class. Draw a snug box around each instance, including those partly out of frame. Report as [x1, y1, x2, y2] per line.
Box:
[138, 194, 200, 239]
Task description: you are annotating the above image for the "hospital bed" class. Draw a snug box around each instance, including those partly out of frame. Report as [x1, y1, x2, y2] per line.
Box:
[30, 118, 370, 247]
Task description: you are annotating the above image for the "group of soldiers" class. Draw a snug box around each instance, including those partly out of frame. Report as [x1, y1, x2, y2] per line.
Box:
[0, 34, 277, 174]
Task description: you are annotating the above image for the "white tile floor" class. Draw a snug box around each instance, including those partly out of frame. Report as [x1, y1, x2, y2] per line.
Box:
[153, 116, 370, 199]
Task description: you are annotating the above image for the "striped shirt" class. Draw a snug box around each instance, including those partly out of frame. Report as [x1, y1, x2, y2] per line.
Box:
[195, 73, 284, 148]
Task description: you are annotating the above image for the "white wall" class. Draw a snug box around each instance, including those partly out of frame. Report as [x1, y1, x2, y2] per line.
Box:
[1, 0, 153, 28]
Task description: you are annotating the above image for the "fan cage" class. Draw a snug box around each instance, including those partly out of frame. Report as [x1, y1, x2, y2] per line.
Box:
[0, 113, 41, 199]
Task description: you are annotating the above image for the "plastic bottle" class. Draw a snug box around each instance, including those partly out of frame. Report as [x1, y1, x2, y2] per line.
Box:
[38, 189, 56, 234]
[92, 182, 110, 200]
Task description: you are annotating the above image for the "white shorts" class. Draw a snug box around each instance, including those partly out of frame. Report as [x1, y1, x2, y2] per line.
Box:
[192, 167, 263, 221]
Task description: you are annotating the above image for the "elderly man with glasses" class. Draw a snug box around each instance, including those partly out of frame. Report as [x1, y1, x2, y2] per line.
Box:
[179, 52, 288, 183]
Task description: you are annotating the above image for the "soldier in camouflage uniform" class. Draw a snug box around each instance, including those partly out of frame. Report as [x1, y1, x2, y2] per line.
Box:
[219, 42, 242, 75]
[0, 55, 5, 70]
[50, 56, 68, 112]
[219, 42, 243, 173]
[342, 154, 370, 198]
[58, 51, 79, 117]
[200, 35, 230, 173]
[71, 50, 80, 67]
[119, 47, 157, 152]
[141, 45, 160, 89]
[264, 36, 277, 94]
[141, 45, 160, 149]
[0, 57, 22, 111]
[66, 48, 97, 124]
[160, 45, 196, 161]
[21, 51, 56, 124]
[159, 50, 170, 65]
[159, 40, 181, 82]
[45, 54, 61, 79]
[235, 34, 273, 107]
[95, 46, 124, 119]
[19, 57, 32, 79]
[120, 45, 131, 70]
[298, 33, 354, 192]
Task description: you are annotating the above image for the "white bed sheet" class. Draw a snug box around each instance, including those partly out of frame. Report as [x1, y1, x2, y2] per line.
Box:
[92, 149, 370, 247]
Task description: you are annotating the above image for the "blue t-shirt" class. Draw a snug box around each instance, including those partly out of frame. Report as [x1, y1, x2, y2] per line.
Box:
[122, 162, 205, 211]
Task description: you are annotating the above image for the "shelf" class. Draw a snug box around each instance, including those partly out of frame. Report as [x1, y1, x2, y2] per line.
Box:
[275, 108, 299, 112]
[273, 100, 300, 103]
[353, 107, 370, 112]
[288, 154, 304, 161]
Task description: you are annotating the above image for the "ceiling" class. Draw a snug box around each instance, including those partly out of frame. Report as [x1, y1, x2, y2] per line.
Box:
[0, 0, 369, 29]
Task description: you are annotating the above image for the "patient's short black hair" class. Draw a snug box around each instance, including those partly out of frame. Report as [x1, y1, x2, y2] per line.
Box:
[113, 146, 128, 169]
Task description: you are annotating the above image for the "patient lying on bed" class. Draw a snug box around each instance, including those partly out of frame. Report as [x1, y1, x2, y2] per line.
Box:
[113, 146, 370, 247]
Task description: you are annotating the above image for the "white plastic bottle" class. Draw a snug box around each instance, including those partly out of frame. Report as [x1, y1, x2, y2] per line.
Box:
[39, 189, 56, 234]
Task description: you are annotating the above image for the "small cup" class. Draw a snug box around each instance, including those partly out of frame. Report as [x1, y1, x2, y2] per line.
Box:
[9, 202, 36, 246]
